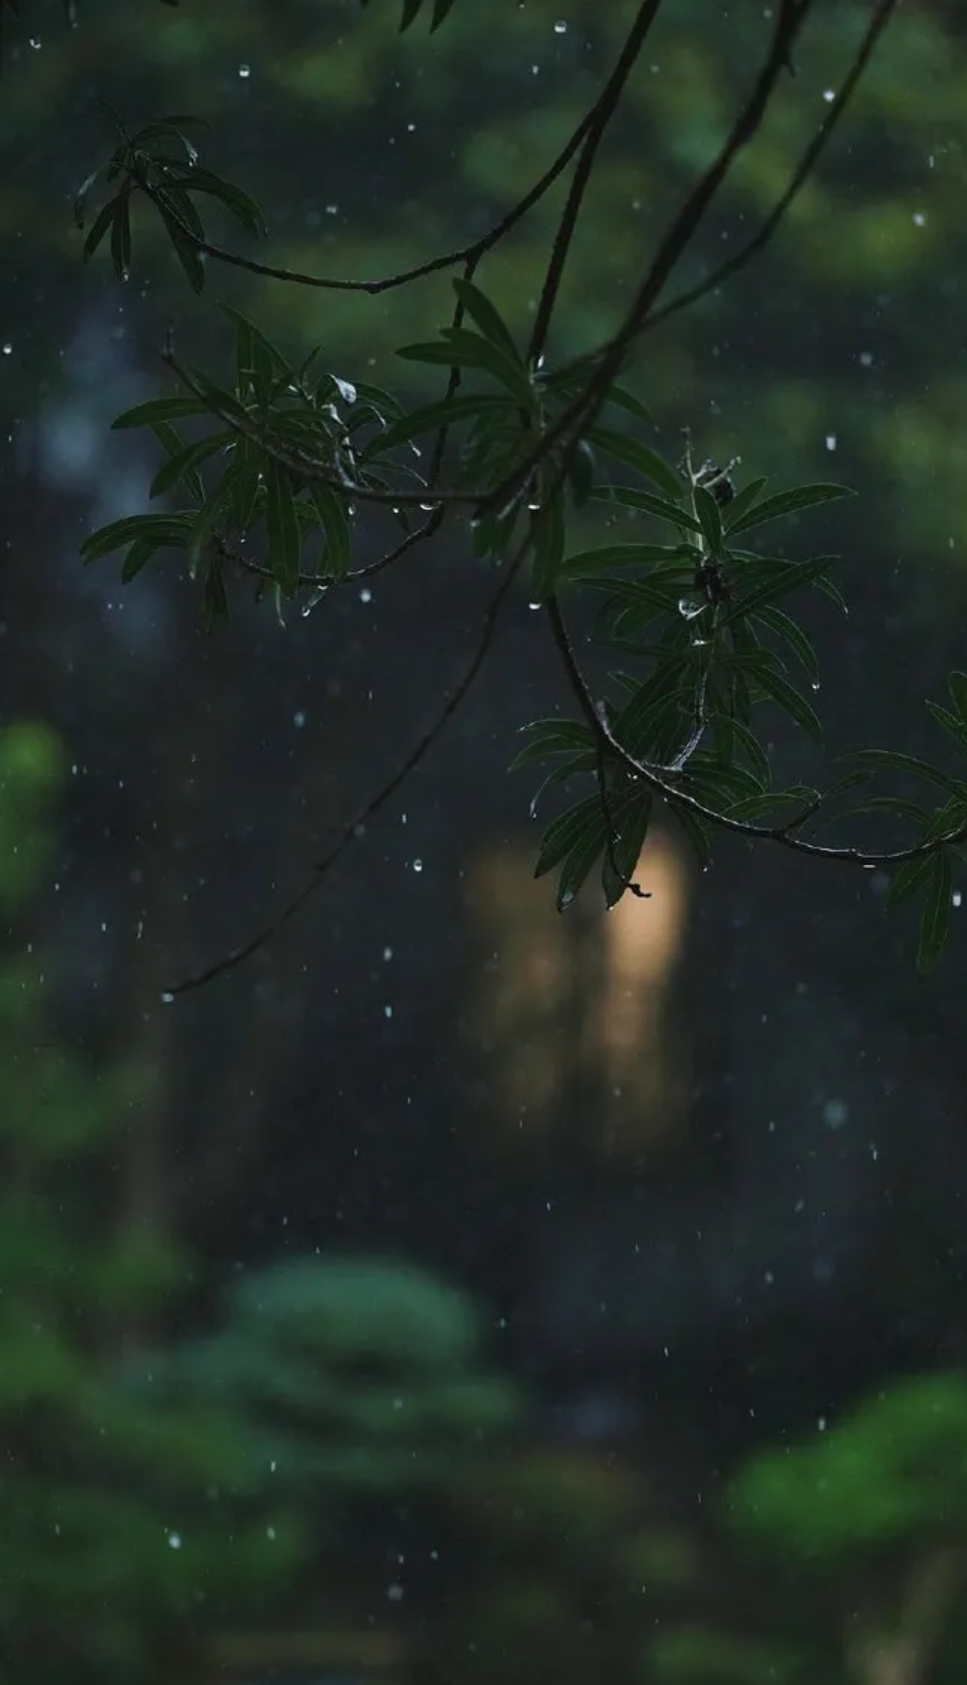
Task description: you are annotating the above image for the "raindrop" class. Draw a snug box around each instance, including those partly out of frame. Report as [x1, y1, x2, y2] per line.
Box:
[359, 587, 372, 604]
[238, 62, 251, 77]
[553, 19, 567, 32]
[412, 858, 423, 873]
[824, 433, 837, 451]
[1, 344, 11, 356]
[160, 991, 174, 1005]
[167, 1531, 182, 1550]
[383, 1004, 393, 1019]
[822, 87, 835, 102]
[677, 596, 705, 620]
[293, 710, 306, 728]
[953, 890, 962, 908]
[912, 211, 926, 227]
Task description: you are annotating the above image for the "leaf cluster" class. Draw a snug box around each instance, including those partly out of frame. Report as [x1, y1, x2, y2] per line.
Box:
[59, 0, 967, 982]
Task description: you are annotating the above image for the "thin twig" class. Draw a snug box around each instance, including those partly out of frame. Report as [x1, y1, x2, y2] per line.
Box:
[644, 0, 900, 335]
[164, 549, 526, 996]
[527, 0, 667, 369]
[131, 98, 601, 297]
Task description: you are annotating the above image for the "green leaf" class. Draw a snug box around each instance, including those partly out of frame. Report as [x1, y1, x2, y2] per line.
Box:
[726, 482, 854, 539]
[397, 330, 533, 408]
[265, 459, 302, 595]
[309, 482, 352, 579]
[375, 393, 507, 455]
[602, 792, 652, 908]
[722, 476, 767, 531]
[885, 849, 934, 911]
[222, 304, 287, 404]
[109, 184, 132, 280]
[510, 718, 594, 771]
[567, 439, 596, 508]
[81, 195, 119, 263]
[534, 796, 604, 880]
[847, 749, 961, 794]
[120, 537, 160, 582]
[725, 715, 772, 786]
[559, 542, 693, 581]
[556, 808, 611, 911]
[175, 165, 266, 236]
[112, 396, 211, 430]
[452, 279, 521, 365]
[431, 0, 460, 27]
[948, 671, 967, 738]
[187, 489, 229, 581]
[529, 495, 566, 601]
[725, 787, 817, 822]
[588, 426, 684, 501]
[752, 605, 820, 683]
[154, 189, 206, 291]
[850, 794, 930, 827]
[753, 666, 823, 742]
[592, 483, 702, 534]
[693, 483, 724, 555]
[926, 701, 967, 752]
[604, 384, 655, 430]
[728, 556, 836, 621]
[80, 513, 192, 564]
[918, 848, 953, 972]
[149, 432, 231, 500]
[669, 801, 713, 868]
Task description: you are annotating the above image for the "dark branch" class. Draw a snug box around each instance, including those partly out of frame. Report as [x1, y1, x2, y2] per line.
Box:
[164, 550, 525, 996]
[546, 595, 967, 871]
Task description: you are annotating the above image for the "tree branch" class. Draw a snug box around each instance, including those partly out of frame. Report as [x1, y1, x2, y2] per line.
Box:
[163, 549, 525, 996]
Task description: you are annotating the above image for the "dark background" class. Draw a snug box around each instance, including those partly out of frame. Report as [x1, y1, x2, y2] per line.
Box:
[3, 3, 967, 1681]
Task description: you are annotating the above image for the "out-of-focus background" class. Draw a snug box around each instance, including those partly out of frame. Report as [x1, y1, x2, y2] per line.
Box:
[3, 1, 967, 1680]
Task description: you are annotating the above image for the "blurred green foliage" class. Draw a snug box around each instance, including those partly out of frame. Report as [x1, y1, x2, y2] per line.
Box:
[0, 722, 307, 1682]
[0, 720, 525, 1680]
[730, 1372, 967, 1562]
[140, 1253, 521, 1494]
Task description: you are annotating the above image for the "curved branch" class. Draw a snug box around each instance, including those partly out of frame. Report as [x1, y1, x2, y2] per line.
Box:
[132, 94, 601, 297]
[546, 594, 967, 870]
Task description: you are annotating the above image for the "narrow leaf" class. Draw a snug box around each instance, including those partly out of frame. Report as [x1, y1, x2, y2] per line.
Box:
[452, 279, 521, 365]
[726, 482, 853, 539]
[265, 458, 302, 595]
[918, 848, 953, 972]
